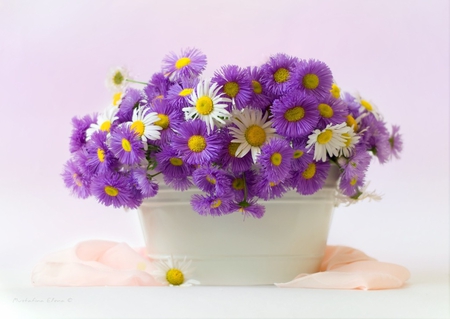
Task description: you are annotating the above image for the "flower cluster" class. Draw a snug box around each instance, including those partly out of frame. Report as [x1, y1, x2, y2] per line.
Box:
[62, 48, 403, 217]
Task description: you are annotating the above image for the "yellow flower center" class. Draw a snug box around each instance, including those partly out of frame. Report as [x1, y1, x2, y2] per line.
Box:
[179, 88, 193, 97]
[112, 92, 122, 106]
[360, 99, 373, 111]
[206, 175, 216, 184]
[245, 125, 266, 147]
[131, 120, 145, 137]
[121, 138, 132, 152]
[270, 152, 282, 166]
[154, 114, 170, 130]
[228, 142, 239, 157]
[104, 186, 119, 197]
[302, 74, 319, 89]
[175, 57, 191, 69]
[232, 178, 245, 190]
[269, 181, 278, 187]
[211, 199, 222, 208]
[318, 103, 334, 118]
[330, 83, 340, 98]
[73, 173, 82, 187]
[223, 82, 240, 98]
[187, 135, 207, 152]
[346, 115, 358, 131]
[166, 268, 184, 285]
[113, 71, 124, 85]
[302, 162, 316, 179]
[169, 157, 183, 166]
[274, 68, 290, 83]
[195, 96, 214, 115]
[284, 106, 305, 122]
[97, 148, 105, 162]
[342, 133, 352, 147]
[100, 121, 111, 132]
[293, 150, 304, 159]
[350, 177, 357, 186]
[317, 130, 333, 144]
[252, 80, 262, 94]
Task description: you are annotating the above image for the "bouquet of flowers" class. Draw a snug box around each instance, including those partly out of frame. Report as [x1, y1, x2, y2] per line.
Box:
[62, 48, 402, 218]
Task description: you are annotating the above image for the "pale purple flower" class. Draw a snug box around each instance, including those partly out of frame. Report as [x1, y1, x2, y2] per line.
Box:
[291, 160, 330, 195]
[389, 125, 403, 159]
[91, 171, 141, 208]
[86, 130, 117, 174]
[151, 99, 184, 144]
[260, 53, 298, 96]
[254, 175, 290, 201]
[192, 166, 232, 196]
[155, 144, 194, 178]
[162, 47, 207, 81]
[117, 88, 144, 123]
[62, 158, 91, 199]
[339, 170, 365, 197]
[290, 59, 333, 99]
[163, 175, 193, 191]
[144, 72, 172, 102]
[69, 114, 97, 153]
[257, 138, 293, 183]
[212, 65, 252, 110]
[218, 128, 253, 174]
[191, 193, 233, 217]
[246, 66, 273, 110]
[110, 124, 145, 165]
[166, 77, 200, 109]
[316, 93, 349, 129]
[131, 168, 159, 198]
[359, 116, 391, 164]
[230, 199, 265, 219]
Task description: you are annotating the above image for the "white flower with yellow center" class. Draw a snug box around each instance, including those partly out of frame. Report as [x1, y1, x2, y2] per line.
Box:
[183, 80, 232, 133]
[86, 106, 119, 139]
[151, 256, 200, 287]
[106, 66, 129, 92]
[334, 182, 383, 207]
[130, 106, 162, 144]
[354, 93, 382, 120]
[339, 128, 361, 157]
[306, 122, 352, 162]
[229, 108, 277, 162]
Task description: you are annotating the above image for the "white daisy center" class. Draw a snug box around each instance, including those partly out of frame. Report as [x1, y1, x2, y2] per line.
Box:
[361, 99, 373, 111]
[284, 106, 305, 122]
[303, 74, 319, 89]
[270, 152, 282, 166]
[346, 115, 358, 131]
[293, 150, 304, 159]
[175, 57, 191, 69]
[245, 125, 266, 147]
[195, 96, 214, 115]
[113, 71, 124, 85]
[211, 199, 222, 208]
[342, 133, 352, 147]
[179, 88, 193, 97]
[252, 80, 262, 94]
[97, 148, 105, 162]
[274, 68, 290, 83]
[224, 82, 240, 98]
[317, 130, 333, 144]
[318, 103, 334, 118]
[121, 138, 132, 152]
[104, 186, 119, 197]
[100, 121, 111, 132]
[170, 157, 183, 166]
[131, 120, 145, 137]
[302, 163, 316, 179]
[166, 268, 184, 285]
[154, 114, 170, 130]
[188, 135, 207, 152]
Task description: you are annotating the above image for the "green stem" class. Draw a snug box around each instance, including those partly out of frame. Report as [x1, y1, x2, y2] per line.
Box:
[242, 173, 248, 202]
[148, 171, 162, 179]
[126, 79, 148, 85]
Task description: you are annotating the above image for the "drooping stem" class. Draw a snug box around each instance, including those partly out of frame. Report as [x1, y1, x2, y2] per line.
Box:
[126, 79, 148, 85]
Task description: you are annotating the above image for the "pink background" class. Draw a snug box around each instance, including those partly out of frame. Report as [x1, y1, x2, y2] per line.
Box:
[0, 0, 449, 317]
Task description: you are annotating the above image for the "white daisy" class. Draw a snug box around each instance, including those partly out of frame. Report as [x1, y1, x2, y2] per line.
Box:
[183, 79, 232, 133]
[306, 122, 352, 162]
[339, 128, 361, 157]
[130, 106, 162, 144]
[151, 256, 200, 287]
[111, 90, 125, 107]
[354, 92, 382, 120]
[86, 105, 119, 139]
[106, 66, 129, 92]
[228, 108, 277, 162]
[334, 182, 383, 207]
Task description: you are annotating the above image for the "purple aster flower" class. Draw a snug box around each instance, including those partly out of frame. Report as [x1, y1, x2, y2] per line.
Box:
[260, 53, 298, 96]
[271, 91, 320, 138]
[339, 145, 371, 179]
[257, 138, 293, 183]
[230, 198, 265, 219]
[291, 160, 330, 195]
[359, 116, 391, 164]
[155, 144, 194, 178]
[171, 120, 221, 165]
[143, 72, 172, 102]
[62, 158, 91, 199]
[150, 99, 184, 144]
[316, 93, 349, 129]
[131, 168, 159, 198]
[229, 170, 258, 202]
[290, 137, 314, 171]
[246, 66, 273, 110]
[342, 92, 362, 118]
[91, 171, 141, 208]
[389, 125, 403, 159]
[117, 88, 144, 123]
[110, 124, 145, 165]
[211, 65, 252, 110]
[166, 77, 200, 109]
[69, 113, 97, 153]
[218, 128, 253, 174]
[339, 170, 365, 197]
[290, 59, 333, 99]
[254, 175, 290, 200]
[190, 193, 233, 217]
[162, 47, 207, 81]
[85, 130, 117, 174]
[192, 166, 232, 196]
[163, 175, 193, 191]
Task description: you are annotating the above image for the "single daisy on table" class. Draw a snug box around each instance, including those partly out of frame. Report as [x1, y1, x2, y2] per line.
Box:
[228, 108, 277, 163]
[106, 66, 129, 92]
[211, 65, 252, 110]
[270, 91, 320, 138]
[183, 79, 232, 133]
[260, 53, 298, 96]
[110, 124, 146, 166]
[130, 106, 162, 146]
[290, 59, 333, 99]
[306, 122, 352, 162]
[162, 47, 207, 81]
[151, 256, 200, 286]
[86, 105, 119, 139]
